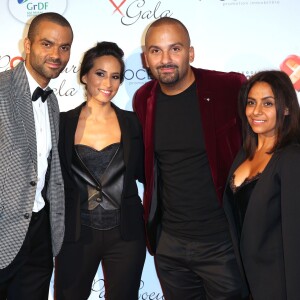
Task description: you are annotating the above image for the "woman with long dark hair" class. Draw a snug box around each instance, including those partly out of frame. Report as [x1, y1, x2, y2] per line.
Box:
[223, 70, 300, 300]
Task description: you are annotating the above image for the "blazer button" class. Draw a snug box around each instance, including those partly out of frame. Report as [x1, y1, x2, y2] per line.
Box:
[96, 197, 103, 203]
[24, 213, 30, 219]
[30, 181, 36, 186]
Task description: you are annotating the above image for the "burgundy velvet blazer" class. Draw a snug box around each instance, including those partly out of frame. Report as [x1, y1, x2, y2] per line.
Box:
[133, 66, 246, 254]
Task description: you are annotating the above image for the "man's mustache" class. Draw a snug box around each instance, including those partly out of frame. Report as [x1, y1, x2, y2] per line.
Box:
[157, 64, 178, 70]
[46, 58, 62, 65]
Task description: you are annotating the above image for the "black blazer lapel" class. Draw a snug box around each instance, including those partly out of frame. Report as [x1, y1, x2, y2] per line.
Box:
[223, 148, 246, 251]
[112, 103, 130, 167]
[227, 149, 246, 183]
[63, 103, 85, 176]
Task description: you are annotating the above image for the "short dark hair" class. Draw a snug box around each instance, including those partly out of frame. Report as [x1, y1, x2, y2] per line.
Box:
[146, 17, 191, 45]
[27, 12, 73, 42]
[239, 70, 300, 159]
[79, 41, 125, 84]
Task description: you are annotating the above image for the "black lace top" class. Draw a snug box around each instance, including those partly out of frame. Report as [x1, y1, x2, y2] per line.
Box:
[75, 143, 120, 181]
[229, 173, 261, 239]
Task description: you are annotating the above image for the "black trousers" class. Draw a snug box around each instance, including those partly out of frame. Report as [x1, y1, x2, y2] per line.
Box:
[0, 207, 53, 300]
[55, 225, 146, 300]
[155, 230, 244, 300]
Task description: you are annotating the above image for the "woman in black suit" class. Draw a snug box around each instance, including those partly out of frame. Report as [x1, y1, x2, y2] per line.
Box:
[55, 42, 146, 300]
[223, 70, 300, 300]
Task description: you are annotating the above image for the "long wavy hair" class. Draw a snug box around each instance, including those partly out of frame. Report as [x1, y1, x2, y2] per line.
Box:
[238, 70, 300, 159]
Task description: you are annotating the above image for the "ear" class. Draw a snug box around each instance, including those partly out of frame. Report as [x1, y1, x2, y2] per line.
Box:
[284, 107, 289, 115]
[24, 38, 31, 55]
[144, 53, 149, 68]
[189, 46, 195, 63]
[81, 74, 87, 84]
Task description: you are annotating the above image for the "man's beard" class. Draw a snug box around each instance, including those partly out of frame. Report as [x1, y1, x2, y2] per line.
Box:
[34, 58, 64, 80]
[157, 65, 179, 85]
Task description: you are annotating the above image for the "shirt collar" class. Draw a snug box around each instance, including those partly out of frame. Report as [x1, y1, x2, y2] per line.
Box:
[24, 64, 50, 96]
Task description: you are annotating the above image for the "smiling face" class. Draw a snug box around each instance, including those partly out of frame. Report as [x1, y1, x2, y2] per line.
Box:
[81, 55, 122, 104]
[24, 20, 72, 88]
[246, 81, 278, 138]
[144, 22, 195, 94]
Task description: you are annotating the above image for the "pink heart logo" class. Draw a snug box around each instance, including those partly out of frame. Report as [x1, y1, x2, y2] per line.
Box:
[280, 55, 300, 91]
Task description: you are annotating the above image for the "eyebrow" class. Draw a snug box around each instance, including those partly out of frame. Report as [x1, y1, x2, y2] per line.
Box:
[39, 38, 53, 44]
[96, 69, 120, 75]
[247, 96, 275, 100]
[148, 42, 185, 49]
[40, 38, 71, 47]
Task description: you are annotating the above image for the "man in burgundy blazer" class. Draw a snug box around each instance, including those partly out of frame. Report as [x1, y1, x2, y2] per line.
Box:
[133, 17, 248, 300]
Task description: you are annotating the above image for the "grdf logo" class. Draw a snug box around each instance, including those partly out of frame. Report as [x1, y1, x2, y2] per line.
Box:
[8, 0, 68, 23]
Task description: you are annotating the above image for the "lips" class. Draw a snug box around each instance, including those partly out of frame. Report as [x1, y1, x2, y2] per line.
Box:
[160, 68, 175, 73]
[46, 59, 62, 69]
[251, 119, 267, 125]
[46, 62, 61, 69]
[98, 89, 112, 96]
[158, 65, 177, 72]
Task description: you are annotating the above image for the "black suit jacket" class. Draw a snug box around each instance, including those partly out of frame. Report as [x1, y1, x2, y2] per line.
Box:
[223, 144, 300, 300]
[59, 102, 145, 242]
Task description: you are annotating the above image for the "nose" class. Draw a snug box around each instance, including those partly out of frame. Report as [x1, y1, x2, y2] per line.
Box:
[253, 103, 263, 115]
[103, 76, 112, 88]
[50, 47, 60, 59]
[161, 51, 171, 64]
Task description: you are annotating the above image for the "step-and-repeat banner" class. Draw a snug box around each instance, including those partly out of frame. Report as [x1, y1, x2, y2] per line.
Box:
[1, 0, 299, 299]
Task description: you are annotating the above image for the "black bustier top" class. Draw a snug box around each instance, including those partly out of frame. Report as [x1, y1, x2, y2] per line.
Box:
[72, 142, 125, 230]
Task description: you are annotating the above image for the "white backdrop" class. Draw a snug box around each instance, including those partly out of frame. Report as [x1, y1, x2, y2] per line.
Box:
[1, 0, 300, 299]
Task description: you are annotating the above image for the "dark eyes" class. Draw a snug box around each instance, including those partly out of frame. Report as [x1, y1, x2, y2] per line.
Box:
[246, 100, 255, 106]
[150, 49, 160, 54]
[95, 72, 120, 80]
[264, 101, 274, 107]
[96, 71, 104, 77]
[41, 42, 70, 52]
[246, 100, 274, 107]
[149, 47, 181, 54]
[61, 45, 71, 51]
[41, 42, 50, 47]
